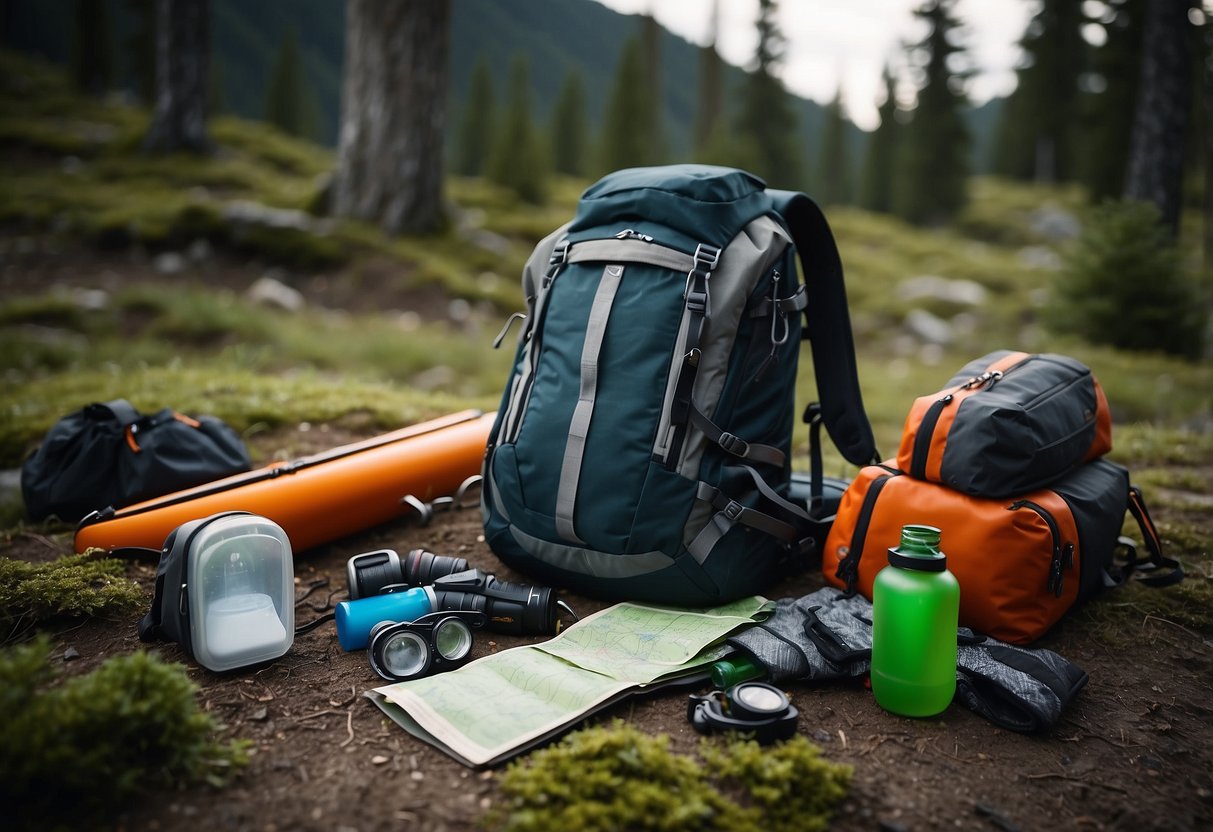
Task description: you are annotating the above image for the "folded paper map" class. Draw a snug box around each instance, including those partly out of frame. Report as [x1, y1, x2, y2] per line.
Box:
[367, 596, 771, 767]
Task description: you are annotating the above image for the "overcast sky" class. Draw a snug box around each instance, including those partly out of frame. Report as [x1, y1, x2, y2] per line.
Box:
[594, 0, 1036, 130]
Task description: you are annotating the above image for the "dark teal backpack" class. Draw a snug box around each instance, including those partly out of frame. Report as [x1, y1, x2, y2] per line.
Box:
[482, 165, 878, 605]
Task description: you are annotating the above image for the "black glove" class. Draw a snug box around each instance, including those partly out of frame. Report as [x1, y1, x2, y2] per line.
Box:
[727, 588, 871, 683]
[955, 634, 1088, 733]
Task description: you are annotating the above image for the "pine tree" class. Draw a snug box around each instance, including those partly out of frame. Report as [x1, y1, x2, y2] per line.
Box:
[454, 59, 495, 176]
[551, 68, 589, 177]
[1123, 0, 1192, 236]
[143, 0, 211, 154]
[488, 54, 548, 203]
[124, 0, 156, 105]
[893, 0, 970, 226]
[859, 67, 899, 213]
[993, 0, 1086, 182]
[333, 0, 450, 234]
[599, 38, 654, 174]
[1078, 0, 1145, 202]
[264, 27, 320, 139]
[694, 0, 724, 155]
[733, 0, 803, 187]
[70, 0, 113, 96]
[815, 85, 851, 205]
[639, 14, 665, 163]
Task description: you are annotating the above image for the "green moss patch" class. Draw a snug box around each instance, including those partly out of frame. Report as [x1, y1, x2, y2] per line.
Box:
[487, 721, 851, 832]
[0, 554, 143, 643]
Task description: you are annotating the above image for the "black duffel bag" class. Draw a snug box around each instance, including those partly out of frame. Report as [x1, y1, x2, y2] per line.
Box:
[21, 399, 251, 522]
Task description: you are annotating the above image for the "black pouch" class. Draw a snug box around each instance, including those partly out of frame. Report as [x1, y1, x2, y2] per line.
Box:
[20, 399, 251, 522]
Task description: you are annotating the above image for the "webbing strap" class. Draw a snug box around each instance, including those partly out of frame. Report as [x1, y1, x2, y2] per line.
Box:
[687, 465, 811, 564]
[1125, 486, 1185, 587]
[666, 243, 721, 464]
[689, 407, 786, 467]
[567, 238, 693, 272]
[555, 264, 625, 544]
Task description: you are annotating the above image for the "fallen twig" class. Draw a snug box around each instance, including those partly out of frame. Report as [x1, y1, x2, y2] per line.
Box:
[340, 709, 355, 748]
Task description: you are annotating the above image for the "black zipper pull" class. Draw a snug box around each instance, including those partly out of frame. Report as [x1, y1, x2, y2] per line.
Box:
[1009, 499, 1067, 597]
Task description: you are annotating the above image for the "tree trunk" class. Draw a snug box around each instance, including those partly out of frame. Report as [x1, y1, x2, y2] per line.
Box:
[333, 0, 450, 235]
[142, 0, 210, 154]
[1124, 0, 1191, 235]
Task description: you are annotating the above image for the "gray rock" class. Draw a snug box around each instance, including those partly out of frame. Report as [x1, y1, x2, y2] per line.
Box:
[153, 251, 186, 275]
[897, 275, 987, 306]
[1017, 245, 1063, 271]
[247, 275, 305, 312]
[904, 308, 955, 345]
[1028, 204, 1081, 241]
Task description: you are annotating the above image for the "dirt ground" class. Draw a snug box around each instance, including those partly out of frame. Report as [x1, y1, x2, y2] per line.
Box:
[6, 469, 1210, 832]
[3, 251, 1212, 830]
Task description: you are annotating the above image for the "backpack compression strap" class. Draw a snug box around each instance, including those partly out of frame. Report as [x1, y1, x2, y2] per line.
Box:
[766, 190, 879, 467]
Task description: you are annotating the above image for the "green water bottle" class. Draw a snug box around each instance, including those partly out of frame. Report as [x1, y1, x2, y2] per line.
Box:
[871, 524, 959, 717]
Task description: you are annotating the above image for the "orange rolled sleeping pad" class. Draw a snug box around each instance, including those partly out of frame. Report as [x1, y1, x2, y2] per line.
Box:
[75, 409, 495, 554]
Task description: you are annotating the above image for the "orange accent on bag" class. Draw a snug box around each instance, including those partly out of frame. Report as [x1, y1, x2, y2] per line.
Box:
[896, 351, 1029, 483]
[75, 410, 494, 555]
[822, 464, 1082, 645]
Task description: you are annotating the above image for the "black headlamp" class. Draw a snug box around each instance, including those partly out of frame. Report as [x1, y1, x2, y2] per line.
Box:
[687, 682, 799, 745]
[367, 609, 487, 682]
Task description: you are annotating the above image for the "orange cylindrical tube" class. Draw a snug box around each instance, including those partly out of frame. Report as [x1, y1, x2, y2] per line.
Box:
[75, 410, 495, 554]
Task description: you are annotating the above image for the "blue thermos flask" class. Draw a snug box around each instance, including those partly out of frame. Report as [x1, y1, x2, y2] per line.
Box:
[334, 585, 436, 651]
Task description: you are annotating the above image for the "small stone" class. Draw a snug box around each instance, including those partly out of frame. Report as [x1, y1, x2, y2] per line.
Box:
[249, 706, 269, 721]
[62, 647, 80, 661]
[153, 251, 186, 275]
[371, 755, 389, 765]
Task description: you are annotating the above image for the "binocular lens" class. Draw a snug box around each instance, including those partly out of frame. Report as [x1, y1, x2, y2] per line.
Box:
[433, 617, 473, 662]
[380, 629, 429, 678]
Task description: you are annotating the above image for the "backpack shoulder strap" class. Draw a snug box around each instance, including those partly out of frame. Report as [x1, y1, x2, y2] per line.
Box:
[766, 190, 879, 467]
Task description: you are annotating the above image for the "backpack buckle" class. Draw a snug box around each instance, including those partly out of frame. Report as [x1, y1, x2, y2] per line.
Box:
[718, 432, 750, 457]
[694, 243, 721, 271]
[723, 500, 745, 522]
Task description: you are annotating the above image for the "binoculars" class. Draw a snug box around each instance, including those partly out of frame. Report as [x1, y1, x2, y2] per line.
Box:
[337, 549, 577, 681]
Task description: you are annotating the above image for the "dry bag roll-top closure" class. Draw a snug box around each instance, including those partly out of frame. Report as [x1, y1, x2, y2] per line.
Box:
[482, 165, 876, 606]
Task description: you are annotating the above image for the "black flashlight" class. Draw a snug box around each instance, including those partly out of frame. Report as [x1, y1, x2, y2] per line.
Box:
[346, 548, 469, 600]
[430, 568, 576, 636]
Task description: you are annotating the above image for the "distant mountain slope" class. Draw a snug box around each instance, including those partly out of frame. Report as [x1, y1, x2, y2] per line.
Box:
[1, 0, 997, 173]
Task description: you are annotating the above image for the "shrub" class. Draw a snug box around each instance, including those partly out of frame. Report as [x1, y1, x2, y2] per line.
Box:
[1046, 200, 1207, 359]
[0, 637, 249, 828]
[487, 721, 852, 832]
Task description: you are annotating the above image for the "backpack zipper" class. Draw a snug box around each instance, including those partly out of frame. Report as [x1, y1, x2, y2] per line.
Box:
[1007, 499, 1072, 597]
[835, 467, 899, 592]
[908, 359, 1020, 477]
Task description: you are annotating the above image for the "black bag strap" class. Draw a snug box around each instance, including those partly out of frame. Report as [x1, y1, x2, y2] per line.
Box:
[765, 190, 879, 467]
[1123, 485, 1184, 588]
